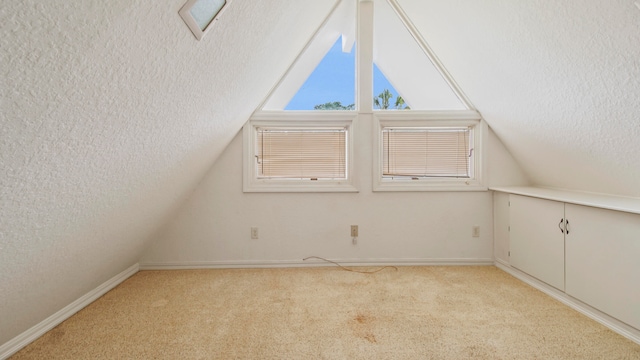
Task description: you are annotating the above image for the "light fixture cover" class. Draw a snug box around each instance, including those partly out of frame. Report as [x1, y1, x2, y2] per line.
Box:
[179, 0, 229, 40]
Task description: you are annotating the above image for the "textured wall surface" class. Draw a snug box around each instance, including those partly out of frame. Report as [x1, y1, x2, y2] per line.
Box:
[140, 121, 527, 267]
[399, 0, 640, 197]
[3, 0, 639, 350]
[0, 0, 335, 345]
[140, 0, 530, 268]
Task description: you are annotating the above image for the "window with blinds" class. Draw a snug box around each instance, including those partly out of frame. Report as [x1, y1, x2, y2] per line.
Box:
[256, 127, 347, 180]
[382, 127, 473, 179]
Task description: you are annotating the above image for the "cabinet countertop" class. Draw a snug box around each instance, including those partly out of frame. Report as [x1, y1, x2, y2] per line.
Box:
[490, 186, 640, 215]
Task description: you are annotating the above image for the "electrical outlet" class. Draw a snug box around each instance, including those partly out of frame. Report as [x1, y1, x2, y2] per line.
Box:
[472, 226, 480, 238]
[251, 227, 259, 239]
[351, 225, 358, 237]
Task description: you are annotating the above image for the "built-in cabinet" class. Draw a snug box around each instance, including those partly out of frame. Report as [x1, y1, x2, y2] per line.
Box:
[492, 187, 640, 332]
[563, 204, 640, 331]
[509, 195, 565, 291]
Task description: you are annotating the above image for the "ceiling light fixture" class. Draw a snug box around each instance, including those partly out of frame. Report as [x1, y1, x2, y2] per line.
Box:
[179, 0, 230, 40]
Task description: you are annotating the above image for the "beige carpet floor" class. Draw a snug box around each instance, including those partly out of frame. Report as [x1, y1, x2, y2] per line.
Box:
[11, 266, 640, 359]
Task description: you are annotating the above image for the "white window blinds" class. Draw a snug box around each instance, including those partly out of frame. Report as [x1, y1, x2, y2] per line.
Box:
[382, 127, 472, 178]
[256, 127, 347, 180]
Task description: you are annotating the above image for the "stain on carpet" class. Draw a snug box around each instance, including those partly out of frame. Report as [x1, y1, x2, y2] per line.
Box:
[354, 314, 370, 324]
[364, 333, 377, 343]
[351, 313, 378, 344]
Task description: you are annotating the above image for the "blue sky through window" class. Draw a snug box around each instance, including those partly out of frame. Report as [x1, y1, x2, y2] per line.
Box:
[285, 37, 399, 110]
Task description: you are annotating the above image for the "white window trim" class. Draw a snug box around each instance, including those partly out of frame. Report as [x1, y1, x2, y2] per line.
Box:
[179, 0, 232, 41]
[243, 112, 358, 193]
[373, 110, 487, 192]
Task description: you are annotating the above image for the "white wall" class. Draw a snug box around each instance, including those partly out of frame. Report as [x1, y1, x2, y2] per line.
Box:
[0, 0, 336, 345]
[141, 116, 528, 267]
[7, 0, 635, 349]
[398, 0, 640, 197]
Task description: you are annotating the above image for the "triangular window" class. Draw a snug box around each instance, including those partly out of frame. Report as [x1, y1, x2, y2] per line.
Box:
[248, 1, 483, 192]
[373, 64, 408, 110]
[285, 36, 356, 110]
[373, 0, 465, 110]
[262, 1, 356, 111]
[259, 0, 471, 112]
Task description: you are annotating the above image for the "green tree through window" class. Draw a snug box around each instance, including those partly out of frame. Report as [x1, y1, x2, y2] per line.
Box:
[313, 89, 409, 110]
[374, 89, 409, 110]
[313, 101, 355, 110]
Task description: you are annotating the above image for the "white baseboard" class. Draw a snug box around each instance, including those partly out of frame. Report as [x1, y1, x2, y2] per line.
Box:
[139, 258, 495, 270]
[0, 263, 139, 360]
[5, 260, 635, 357]
[495, 261, 640, 346]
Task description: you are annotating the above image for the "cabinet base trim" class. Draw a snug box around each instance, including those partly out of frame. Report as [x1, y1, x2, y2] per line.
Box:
[495, 262, 640, 345]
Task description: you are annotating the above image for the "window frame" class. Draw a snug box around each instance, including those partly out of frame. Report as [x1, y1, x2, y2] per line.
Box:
[373, 110, 487, 192]
[179, 0, 231, 41]
[243, 111, 358, 193]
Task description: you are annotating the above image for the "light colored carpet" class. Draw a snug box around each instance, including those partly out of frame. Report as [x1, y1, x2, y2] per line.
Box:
[12, 266, 640, 359]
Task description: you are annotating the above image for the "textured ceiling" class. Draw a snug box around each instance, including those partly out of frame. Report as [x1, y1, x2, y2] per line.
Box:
[0, 0, 335, 344]
[399, 0, 640, 197]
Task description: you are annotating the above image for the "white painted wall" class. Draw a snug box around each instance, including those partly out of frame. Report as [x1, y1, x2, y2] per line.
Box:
[0, 0, 335, 345]
[6, 0, 635, 349]
[140, 117, 528, 266]
[141, 0, 529, 268]
[398, 0, 640, 197]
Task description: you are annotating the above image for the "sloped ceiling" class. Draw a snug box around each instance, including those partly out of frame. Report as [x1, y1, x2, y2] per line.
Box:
[2, 0, 639, 348]
[0, 0, 335, 344]
[399, 0, 640, 197]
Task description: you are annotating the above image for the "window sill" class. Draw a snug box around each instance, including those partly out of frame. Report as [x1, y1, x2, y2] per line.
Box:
[243, 180, 358, 193]
[373, 179, 487, 192]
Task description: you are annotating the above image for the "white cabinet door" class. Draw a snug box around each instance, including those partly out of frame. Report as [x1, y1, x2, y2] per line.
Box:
[510, 195, 565, 290]
[493, 192, 511, 264]
[565, 204, 640, 329]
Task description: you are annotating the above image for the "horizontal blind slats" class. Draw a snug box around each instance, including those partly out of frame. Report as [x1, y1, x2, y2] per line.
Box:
[383, 128, 471, 178]
[257, 128, 347, 179]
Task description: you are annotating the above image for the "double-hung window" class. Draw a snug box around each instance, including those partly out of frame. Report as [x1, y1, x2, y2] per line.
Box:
[243, 113, 357, 192]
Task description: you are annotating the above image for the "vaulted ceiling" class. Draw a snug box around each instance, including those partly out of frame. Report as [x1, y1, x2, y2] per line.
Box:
[2, 0, 639, 347]
[0, 0, 335, 345]
[403, 0, 640, 197]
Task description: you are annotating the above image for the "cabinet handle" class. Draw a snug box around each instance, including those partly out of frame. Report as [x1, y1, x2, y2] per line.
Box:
[558, 218, 565, 233]
[565, 219, 570, 235]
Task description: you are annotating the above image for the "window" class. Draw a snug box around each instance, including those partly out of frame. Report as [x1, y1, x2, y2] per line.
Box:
[382, 127, 473, 179]
[261, 0, 357, 111]
[256, 127, 346, 180]
[243, 113, 357, 192]
[245, 0, 487, 193]
[373, 112, 486, 191]
[280, 36, 356, 111]
[179, 0, 230, 40]
[372, 0, 466, 110]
